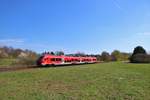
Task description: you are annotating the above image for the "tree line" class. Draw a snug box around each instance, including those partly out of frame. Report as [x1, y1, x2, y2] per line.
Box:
[0, 46, 39, 65]
[43, 50, 131, 62]
[0, 45, 149, 66]
[97, 50, 131, 62]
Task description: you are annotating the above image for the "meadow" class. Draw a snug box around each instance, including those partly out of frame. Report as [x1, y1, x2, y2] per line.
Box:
[0, 62, 150, 100]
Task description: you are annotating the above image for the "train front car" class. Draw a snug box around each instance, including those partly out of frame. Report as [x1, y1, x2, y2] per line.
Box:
[36, 55, 44, 66]
[36, 54, 53, 66]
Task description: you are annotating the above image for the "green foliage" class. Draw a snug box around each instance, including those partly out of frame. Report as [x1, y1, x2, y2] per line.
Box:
[132, 46, 147, 55]
[50, 52, 55, 55]
[55, 51, 64, 56]
[14, 51, 39, 65]
[74, 52, 86, 57]
[101, 51, 111, 62]
[14, 57, 37, 66]
[111, 50, 121, 61]
[0, 62, 150, 100]
[95, 55, 101, 61]
[100, 50, 130, 62]
[0, 46, 39, 66]
[111, 50, 130, 61]
[130, 46, 150, 63]
[130, 54, 150, 63]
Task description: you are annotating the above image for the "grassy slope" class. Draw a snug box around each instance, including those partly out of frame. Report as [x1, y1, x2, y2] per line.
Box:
[0, 62, 150, 100]
[0, 59, 16, 66]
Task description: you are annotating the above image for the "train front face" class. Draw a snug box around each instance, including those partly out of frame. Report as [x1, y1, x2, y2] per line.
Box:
[36, 54, 51, 66]
[36, 56, 44, 66]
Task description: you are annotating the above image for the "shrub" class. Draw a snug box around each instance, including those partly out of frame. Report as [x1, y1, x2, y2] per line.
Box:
[101, 51, 111, 62]
[129, 46, 150, 63]
[130, 54, 150, 63]
[13, 57, 37, 66]
[13, 51, 39, 66]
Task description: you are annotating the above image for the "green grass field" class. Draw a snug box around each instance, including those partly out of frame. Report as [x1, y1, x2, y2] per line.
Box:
[0, 62, 150, 100]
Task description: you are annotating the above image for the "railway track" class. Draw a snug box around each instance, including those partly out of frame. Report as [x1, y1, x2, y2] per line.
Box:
[0, 62, 100, 73]
[0, 65, 38, 72]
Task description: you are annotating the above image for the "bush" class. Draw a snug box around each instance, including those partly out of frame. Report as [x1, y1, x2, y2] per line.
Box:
[13, 52, 39, 66]
[130, 46, 150, 63]
[14, 58, 36, 65]
[130, 54, 150, 63]
[101, 51, 111, 62]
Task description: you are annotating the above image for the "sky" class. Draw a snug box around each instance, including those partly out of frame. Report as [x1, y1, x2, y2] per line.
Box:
[0, 0, 150, 54]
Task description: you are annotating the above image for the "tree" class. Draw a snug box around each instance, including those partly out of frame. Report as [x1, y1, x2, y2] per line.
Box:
[0, 46, 39, 65]
[132, 46, 146, 56]
[16, 49, 39, 65]
[95, 54, 101, 61]
[130, 46, 149, 63]
[101, 51, 111, 62]
[74, 52, 85, 57]
[130, 54, 150, 63]
[55, 51, 64, 56]
[11, 49, 23, 58]
[0, 46, 9, 58]
[111, 50, 121, 61]
[50, 52, 55, 55]
[121, 52, 131, 61]
[111, 50, 130, 61]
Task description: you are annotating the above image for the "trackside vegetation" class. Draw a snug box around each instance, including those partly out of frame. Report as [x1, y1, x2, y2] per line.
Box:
[0, 62, 150, 100]
[130, 46, 150, 63]
[0, 46, 39, 66]
[0, 46, 131, 66]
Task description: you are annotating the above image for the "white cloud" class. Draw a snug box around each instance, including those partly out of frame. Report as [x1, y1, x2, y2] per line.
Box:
[0, 38, 25, 46]
[137, 32, 150, 36]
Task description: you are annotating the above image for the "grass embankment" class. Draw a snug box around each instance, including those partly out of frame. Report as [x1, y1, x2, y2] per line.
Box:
[0, 62, 150, 100]
[0, 59, 16, 66]
[0, 58, 36, 67]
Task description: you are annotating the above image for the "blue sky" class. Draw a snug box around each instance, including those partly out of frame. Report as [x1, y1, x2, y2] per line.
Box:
[0, 0, 150, 54]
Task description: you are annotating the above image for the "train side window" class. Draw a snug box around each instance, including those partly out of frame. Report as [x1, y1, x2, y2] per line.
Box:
[45, 58, 48, 61]
[59, 58, 61, 61]
[56, 58, 61, 61]
[51, 58, 55, 61]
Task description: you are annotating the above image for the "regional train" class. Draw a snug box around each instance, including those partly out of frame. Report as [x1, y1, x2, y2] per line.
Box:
[37, 54, 97, 66]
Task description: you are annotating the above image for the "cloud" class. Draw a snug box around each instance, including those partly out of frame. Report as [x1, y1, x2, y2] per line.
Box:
[0, 38, 25, 46]
[137, 32, 150, 36]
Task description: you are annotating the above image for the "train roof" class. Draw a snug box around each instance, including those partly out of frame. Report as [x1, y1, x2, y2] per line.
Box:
[42, 54, 96, 59]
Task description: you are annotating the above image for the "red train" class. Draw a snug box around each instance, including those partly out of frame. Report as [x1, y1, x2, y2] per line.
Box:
[37, 54, 97, 66]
